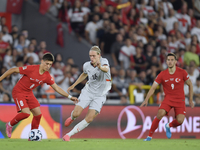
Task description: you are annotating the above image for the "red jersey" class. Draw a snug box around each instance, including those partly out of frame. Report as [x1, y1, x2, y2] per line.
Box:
[13, 65, 54, 93]
[155, 67, 189, 102]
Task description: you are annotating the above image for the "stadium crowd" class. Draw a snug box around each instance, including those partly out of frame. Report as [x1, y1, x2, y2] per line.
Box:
[1, 0, 200, 105]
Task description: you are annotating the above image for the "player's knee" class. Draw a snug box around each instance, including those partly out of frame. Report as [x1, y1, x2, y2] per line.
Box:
[176, 118, 184, 124]
[85, 117, 94, 123]
[72, 111, 81, 118]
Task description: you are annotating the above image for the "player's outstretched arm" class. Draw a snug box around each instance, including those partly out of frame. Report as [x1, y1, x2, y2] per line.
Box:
[185, 79, 194, 108]
[140, 81, 158, 107]
[51, 83, 79, 104]
[67, 72, 88, 94]
[0, 67, 19, 82]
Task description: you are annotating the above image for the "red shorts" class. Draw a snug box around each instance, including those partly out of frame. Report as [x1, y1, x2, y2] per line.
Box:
[159, 99, 186, 117]
[12, 90, 40, 112]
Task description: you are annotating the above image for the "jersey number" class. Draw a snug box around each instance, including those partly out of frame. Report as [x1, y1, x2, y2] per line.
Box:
[171, 84, 174, 90]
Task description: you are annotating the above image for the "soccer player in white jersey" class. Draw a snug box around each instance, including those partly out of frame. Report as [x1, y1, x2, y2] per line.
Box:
[62, 46, 112, 141]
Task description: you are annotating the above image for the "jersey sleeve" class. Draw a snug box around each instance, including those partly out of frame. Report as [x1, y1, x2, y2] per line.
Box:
[155, 71, 163, 84]
[19, 65, 33, 75]
[101, 58, 109, 66]
[45, 74, 55, 85]
[183, 69, 189, 81]
[83, 62, 87, 74]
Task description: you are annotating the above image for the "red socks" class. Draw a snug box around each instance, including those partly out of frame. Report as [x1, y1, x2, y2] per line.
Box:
[31, 114, 42, 130]
[148, 117, 160, 137]
[169, 119, 181, 128]
[10, 113, 30, 126]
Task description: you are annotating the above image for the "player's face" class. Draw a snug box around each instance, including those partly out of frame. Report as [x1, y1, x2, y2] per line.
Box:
[89, 50, 100, 65]
[166, 56, 177, 68]
[42, 60, 53, 71]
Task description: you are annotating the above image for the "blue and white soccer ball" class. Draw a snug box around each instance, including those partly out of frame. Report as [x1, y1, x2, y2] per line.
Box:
[29, 129, 42, 141]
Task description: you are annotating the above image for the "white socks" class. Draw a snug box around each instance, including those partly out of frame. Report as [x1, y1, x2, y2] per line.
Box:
[67, 119, 89, 137]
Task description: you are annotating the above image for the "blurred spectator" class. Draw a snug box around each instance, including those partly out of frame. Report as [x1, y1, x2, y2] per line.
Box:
[37, 41, 49, 60]
[49, 0, 62, 17]
[129, 69, 144, 89]
[184, 44, 199, 66]
[26, 43, 39, 63]
[55, 53, 65, 69]
[0, 67, 13, 95]
[57, 67, 74, 94]
[111, 33, 124, 67]
[188, 65, 198, 86]
[66, 57, 75, 66]
[175, 2, 191, 35]
[14, 34, 27, 56]
[188, 9, 197, 29]
[10, 25, 19, 42]
[193, 0, 200, 20]
[85, 14, 100, 45]
[100, 22, 118, 55]
[14, 30, 30, 48]
[25, 56, 34, 66]
[96, 19, 110, 47]
[112, 68, 130, 104]
[119, 38, 136, 69]
[71, 64, 80, 81]
[2, 93, 11, 102]
[51, 61, 63, 83]
[68, 0, 89, 41]
[191, 19, 200, 42]
[0, 31, 9, 59]
[1, 25, 13, 44]
[130, 46, 147, 73]
[163, 9, 178, 33]
[3, 48, 13, 70]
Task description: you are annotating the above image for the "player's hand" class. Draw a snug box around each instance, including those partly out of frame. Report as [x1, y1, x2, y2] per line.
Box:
[67, 86, 74, 94]
[97, 60, 101, 69]
[70, 97, 79, 104]
[140, 100, 148, 107]
[189, 100, 194, 108]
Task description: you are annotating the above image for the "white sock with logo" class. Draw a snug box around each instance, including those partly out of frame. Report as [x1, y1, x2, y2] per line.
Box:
[67, 119, 89, 137]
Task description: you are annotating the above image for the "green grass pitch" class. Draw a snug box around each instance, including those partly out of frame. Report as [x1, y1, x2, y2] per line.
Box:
[0, 139, 199, 150]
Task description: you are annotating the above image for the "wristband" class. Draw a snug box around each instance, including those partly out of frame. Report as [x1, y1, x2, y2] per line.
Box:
[68, 95, 72, 99]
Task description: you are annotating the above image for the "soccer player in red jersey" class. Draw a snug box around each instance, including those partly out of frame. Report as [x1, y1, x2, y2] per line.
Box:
[140, 53, 194, 141]
[0, 53, 78, 138]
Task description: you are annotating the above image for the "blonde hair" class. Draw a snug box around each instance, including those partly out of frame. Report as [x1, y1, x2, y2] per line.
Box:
[90, 46, 101, 55]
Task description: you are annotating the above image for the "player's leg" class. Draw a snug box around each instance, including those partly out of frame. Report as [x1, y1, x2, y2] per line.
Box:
[165, 103, 185, 138]
[144, 109, 167, 141]
[63, 109, 98, 141]
[65, 89, 91, 127]
[63, 94, 105, 141]
[65, 105, 84, 127]
[30, 107, 42, 130]
[6, 96, 30, 138]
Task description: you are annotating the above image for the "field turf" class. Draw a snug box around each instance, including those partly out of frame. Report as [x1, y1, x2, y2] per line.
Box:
[0, 139, 199, 150]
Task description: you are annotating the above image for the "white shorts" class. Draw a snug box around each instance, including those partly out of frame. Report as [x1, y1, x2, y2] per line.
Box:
[77, 88, 106, 113]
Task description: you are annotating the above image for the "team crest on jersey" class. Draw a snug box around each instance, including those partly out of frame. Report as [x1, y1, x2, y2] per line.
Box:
[175, 78, 181, 83]
[22, 66, 27, 70]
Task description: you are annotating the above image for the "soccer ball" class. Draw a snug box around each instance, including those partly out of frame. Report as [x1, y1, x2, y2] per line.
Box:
[28, 129, 42, 141]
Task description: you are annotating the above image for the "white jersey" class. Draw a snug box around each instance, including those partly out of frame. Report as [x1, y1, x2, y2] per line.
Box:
[83, 57, 111, 96]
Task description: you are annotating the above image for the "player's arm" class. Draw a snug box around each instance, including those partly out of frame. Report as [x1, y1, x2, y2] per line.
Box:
[51, 83, 78, 103]
[140, 81, 159, 107]
[0, 67, 19, 82]
[185, 78, 194, 108]
[67, 73, 88, 94]
[97, 60, 109, 72]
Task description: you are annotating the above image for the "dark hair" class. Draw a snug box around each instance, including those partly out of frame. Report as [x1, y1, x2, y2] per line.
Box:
[42, 53, 54, 62]
[167, 53, 177, 60]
